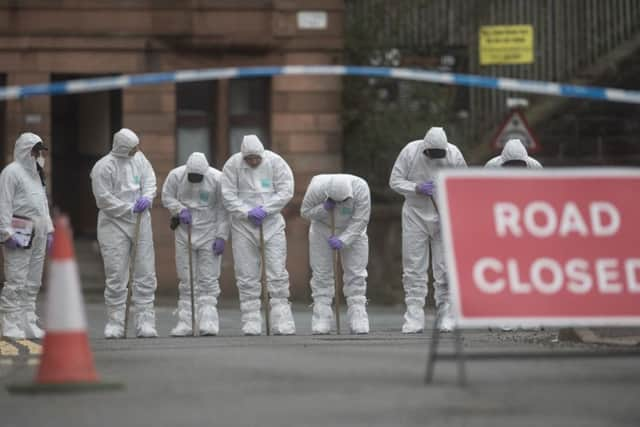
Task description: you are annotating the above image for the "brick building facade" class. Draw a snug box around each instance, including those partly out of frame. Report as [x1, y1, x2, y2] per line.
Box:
[0, 1, 345, 299]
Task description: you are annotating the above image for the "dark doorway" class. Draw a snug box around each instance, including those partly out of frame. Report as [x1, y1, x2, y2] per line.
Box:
[51, 74, 122, 237]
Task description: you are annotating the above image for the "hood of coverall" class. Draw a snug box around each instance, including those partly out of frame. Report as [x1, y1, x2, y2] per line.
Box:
[423, 127, 448, 150]
[326, 175, 353, 202]
[501, 139, 528, 163]
[186, 152, 209, 175]
[240, 135, 265, 157]
[14, 132, 43, 174]
[111, 128, 140, 158]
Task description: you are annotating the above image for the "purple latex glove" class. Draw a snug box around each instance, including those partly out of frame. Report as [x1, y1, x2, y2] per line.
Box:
[179, 208, 192, 225]
[323, 198, 336, 211]
[133, 197, 151, 213]
[47, 233, 54, 252]
[416, 181, 434, 196]
[328, 236, 344, 250]
[4, 236, 21, 249]
[248, 206, 267, 226]
[212, 238, 225, 256]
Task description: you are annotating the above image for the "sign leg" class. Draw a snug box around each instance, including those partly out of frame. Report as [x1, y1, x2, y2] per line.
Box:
[454, 327, 467, 386]
[425, 311, 441, 384]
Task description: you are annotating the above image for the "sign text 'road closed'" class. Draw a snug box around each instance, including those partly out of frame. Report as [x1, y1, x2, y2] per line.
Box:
[438, 169, 640, 327]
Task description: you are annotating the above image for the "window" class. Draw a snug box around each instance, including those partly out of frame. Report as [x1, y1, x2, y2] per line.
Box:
[228, 78, 270, 154]
[176, 81, 217, 165]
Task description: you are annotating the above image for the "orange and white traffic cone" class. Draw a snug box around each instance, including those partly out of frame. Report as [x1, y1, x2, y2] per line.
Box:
[8, 215, 122, 393]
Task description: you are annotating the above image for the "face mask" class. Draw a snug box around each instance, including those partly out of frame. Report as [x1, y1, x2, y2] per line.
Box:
[36, 156, 45, 168]
[502, 160, 527, 168]
[243, 155, 262, 168]
[188, 173, 204, 183]
[128, 146, 138, 157]
[424, 148, 447, 159]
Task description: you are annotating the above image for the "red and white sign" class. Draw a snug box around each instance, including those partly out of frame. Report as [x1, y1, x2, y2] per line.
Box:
[492, 110, 540, 153]
[438, 169, 640, 328]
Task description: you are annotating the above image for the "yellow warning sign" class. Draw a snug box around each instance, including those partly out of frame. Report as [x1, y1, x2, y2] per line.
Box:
[479, 25, 534, 65]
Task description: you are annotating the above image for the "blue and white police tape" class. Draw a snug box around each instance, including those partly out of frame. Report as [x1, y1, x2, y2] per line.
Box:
[1, 65, 640, 104]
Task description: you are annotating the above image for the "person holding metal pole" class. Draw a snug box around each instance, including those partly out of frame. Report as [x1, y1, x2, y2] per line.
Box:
[220, 135, 295, 336]
[389, 127, 467, 333]
[330, 211, 341, 334]
[122, 214, 142, 338]
[162, 152, 230, 337]
[485, 138, 543, 333]
[0, 133, 54, 339]
[90, 128, 158, 339]
[259, 224, 271, 335]
[300, 174, 371, 335]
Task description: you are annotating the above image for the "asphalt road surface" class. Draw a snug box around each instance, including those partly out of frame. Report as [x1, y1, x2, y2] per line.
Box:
[1, 303, 639, 427]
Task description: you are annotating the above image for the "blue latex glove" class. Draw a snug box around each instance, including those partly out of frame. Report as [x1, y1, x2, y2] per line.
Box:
[4, 236, 21, 249]
[248, 206, 267, 226]
[323, 198, 336, 211]
[133, 197, 151, 213]
[328, 236, 344, 250]
[179, 208, 192, 225]
[212, 238, 225, 256]
[47, 233, 54, 252]
[416, 181, 434, 196]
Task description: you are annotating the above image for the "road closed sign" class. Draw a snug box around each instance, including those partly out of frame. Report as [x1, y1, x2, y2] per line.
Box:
[437, 169, 640, 328]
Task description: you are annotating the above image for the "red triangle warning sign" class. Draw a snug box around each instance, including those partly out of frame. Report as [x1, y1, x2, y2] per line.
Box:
[492, 110, 540, 153]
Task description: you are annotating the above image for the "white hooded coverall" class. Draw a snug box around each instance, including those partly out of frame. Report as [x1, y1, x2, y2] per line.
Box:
[485, 138, 543, 168]
[90, 128, 158, 338]
[161, 152, 230, 336]
[220, 135, 295, 335]
[0, 133, 53, 339]
[300, 174, 371, 334]
[389, 127, 467, 332]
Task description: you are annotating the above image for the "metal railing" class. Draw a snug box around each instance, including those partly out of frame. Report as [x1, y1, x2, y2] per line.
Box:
[345, 0, 640, 139]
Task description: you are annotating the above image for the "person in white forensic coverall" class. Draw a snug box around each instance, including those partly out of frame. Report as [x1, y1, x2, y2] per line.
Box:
[300, 174, 371, 335]
[0, 133, 54, 339]
[221, 135, 296, 336]
[389, 127, 467, 333]
[485, 138, 543, 168]
[90, 128, 158, 338]
[162, 152, 230, 336]
[486, 138, 543, 333]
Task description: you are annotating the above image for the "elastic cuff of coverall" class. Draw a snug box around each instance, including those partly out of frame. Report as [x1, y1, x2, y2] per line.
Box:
[405, 297, 425, 308]
[313, 296, 332, 307]
[240, 299, 261, 314]
[134, 302, 155, 312]
[269, 298, 290, 308]
[198, 295, 217, 306]
[346, 296, 367, 307]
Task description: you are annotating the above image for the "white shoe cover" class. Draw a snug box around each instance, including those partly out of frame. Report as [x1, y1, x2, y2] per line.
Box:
[2, 312, 26, 339]
[242, 311, 262, 336]
[402, 305, 425, 334]
[347, 304, 369, 335]
[104, 307, 125, 339]
[270, 299, 296, 335]
[171, 301, 193, 336]
[199, 305, 219, 336]
[171, 320, 192, 337]
[24, 312, 44, 339]
[135, 306, 158, 338]
[437, 303, 455, 333]
[311, 303, 332, 335]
